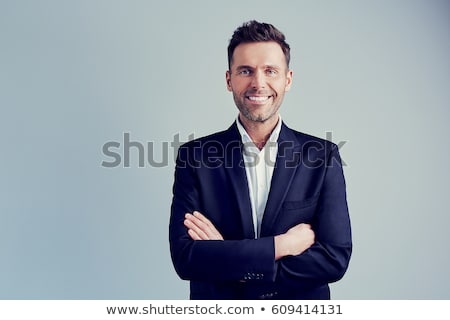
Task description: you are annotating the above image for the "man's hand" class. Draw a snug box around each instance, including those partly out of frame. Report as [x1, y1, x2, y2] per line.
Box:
[274, 224, 315, 260]
[184, 211, 314, 260]
[184, 211, 224, 240]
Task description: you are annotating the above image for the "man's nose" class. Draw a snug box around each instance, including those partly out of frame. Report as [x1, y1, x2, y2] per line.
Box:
[250, 70, 266, 89]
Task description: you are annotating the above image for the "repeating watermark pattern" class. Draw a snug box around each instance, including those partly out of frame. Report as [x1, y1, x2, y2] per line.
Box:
[101, 132, 347, 169]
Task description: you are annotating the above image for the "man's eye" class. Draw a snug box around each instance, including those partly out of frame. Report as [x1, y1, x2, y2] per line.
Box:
[238, 69, 251, 75]
[266, 69, 278, 76]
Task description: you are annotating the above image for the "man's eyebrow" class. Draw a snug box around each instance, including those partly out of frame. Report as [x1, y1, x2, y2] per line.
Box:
[235, 65, 254, 70]
[235, 64, 282, 70]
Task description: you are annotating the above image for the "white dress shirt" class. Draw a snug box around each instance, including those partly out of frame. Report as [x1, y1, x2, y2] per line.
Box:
[236, 116, 282, 238]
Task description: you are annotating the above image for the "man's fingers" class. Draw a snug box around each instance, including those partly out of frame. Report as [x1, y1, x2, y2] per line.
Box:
[193, 211, 214, 227]
[184, 216, 210, 240]
[192, 211, 216, 233]
[184, 212, 224, 240]
[193, 211, 223, 239]
[185, 213, 210, 235]
[187, 228, 202, 241]
[289, 223, 312, 232]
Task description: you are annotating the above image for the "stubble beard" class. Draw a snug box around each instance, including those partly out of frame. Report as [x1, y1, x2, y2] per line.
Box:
[233, 92, 282, 123]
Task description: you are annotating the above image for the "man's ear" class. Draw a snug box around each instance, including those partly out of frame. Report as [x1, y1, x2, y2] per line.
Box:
[285, 69, 293, 92]
[226, 70, 232, 92]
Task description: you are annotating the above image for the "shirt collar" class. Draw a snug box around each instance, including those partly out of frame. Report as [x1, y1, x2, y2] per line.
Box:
[236, 115, 282, 148]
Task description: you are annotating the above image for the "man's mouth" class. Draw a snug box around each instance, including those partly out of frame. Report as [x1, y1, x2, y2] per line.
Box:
[246, 95, 272, 104]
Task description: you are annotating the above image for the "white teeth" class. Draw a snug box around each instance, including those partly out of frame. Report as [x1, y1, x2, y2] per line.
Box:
[248, 96, 269, 101]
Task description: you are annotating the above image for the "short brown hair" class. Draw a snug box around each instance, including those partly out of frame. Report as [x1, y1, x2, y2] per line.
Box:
[227, 20, 291, 69]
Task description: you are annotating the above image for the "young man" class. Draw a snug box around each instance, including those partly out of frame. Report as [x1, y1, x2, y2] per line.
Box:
[169, 20, 352, 299]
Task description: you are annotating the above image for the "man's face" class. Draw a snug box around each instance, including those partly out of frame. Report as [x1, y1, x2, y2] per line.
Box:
[226, 41, 293, 124]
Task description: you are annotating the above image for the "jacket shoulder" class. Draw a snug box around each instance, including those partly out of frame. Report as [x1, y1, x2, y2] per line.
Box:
[281, 123, 337, 150]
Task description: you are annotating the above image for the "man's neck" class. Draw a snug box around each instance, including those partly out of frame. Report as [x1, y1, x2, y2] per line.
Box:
[238, 113, 279, 149]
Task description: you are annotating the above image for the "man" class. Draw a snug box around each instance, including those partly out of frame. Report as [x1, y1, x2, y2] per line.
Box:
[169, 20, 352, 299]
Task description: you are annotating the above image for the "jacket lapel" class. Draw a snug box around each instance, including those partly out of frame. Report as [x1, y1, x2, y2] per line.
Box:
[260, 123, 302, 237]
[223, 123, 255, 239]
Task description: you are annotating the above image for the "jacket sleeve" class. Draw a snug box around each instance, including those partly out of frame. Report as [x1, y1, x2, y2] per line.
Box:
[169, 143, 278, 282]
[276, 145, 352, 287]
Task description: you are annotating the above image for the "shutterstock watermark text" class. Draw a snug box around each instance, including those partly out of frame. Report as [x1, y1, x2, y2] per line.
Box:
[101, 132, 347, 169]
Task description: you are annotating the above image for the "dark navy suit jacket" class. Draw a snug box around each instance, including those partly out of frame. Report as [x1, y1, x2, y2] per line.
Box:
[169, 122, 352, 299]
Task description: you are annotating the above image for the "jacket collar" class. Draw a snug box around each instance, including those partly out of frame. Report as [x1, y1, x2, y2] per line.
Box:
[223, 121, 302, 238]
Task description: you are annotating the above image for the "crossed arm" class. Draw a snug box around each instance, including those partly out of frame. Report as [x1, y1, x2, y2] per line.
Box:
[184, 211, 315, 260]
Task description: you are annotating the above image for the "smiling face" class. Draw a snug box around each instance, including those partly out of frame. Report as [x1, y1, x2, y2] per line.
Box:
[226, 41, 293, 125]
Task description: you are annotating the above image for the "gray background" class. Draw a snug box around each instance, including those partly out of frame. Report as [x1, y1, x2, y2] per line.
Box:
[1, 0, 449, 299]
